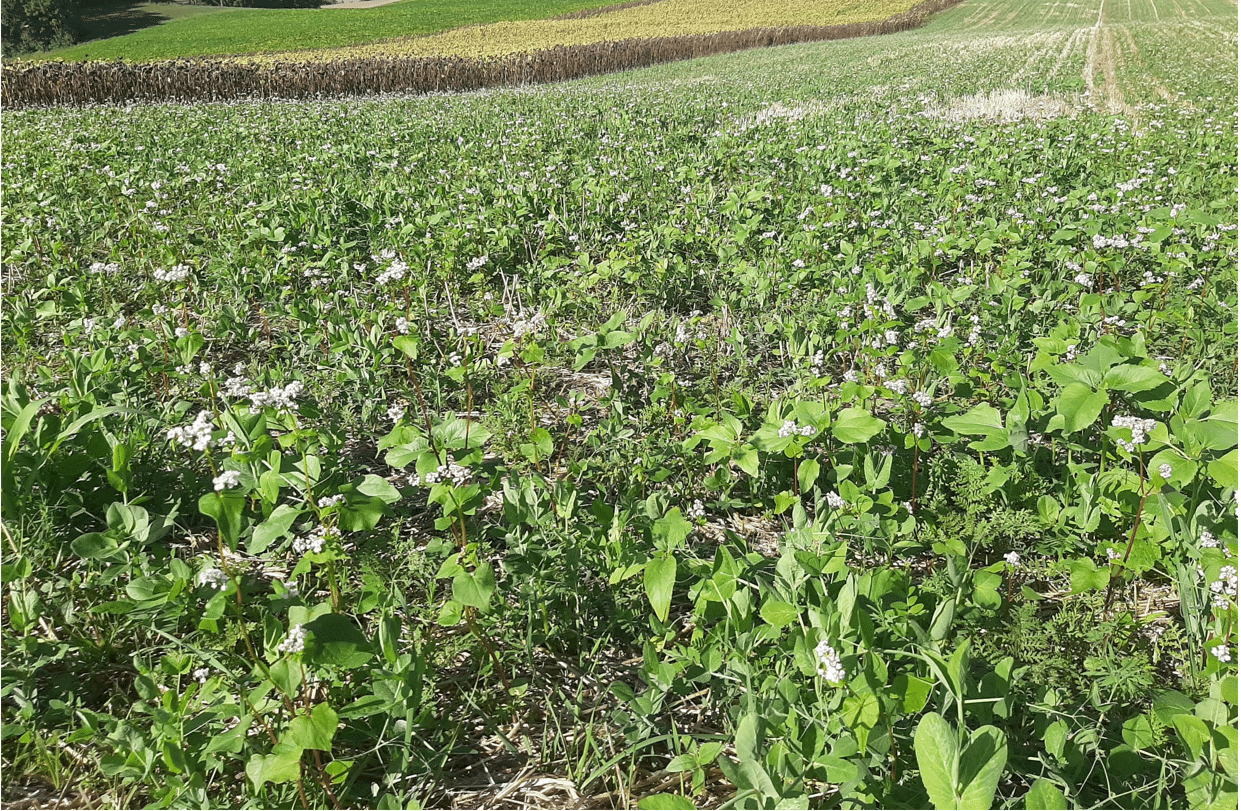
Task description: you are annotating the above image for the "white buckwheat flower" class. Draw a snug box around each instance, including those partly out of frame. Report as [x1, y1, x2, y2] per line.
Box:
[913, 391, 933, 408]
[1200, 531, 1220, 548]
[168, 411, 215, 452]
[814, 641, 846, 682]
[277, 624, 308, 655]
[212, 471, 242, 492]
[193, 667, 211, 684]
[198, 567, 229, 591]
[387, 404, 406, 423]
[825, 491, 847, 510]
[1212, 645, 1231, 664]
[778, 420, 798, 439]
[425, 463, 471, 487]
[1004, 551, 1021, 567]
[1158, 463, 1173, 479]
[687, 499, 706, 521]
[1112, 416, 1156, 453]
[293, 526, 337, 556]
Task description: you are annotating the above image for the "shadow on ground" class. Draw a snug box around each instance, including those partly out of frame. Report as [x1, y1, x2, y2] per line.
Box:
[76, 1, 173, 44]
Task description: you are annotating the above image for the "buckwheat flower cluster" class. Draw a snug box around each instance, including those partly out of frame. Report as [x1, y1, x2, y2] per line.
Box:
[1212, 644, 1231, 664]
[912, 391, 933, 408]
[248, 381, 304, 414]
[425, 463, 471, 487]
[1200, 530, 1220, 549]
[888, 379, 908, 395]
[1210, 565, 1237, 610]
[825, 491, 847, 510]
[1112, 416, 1156, 452]
[89, 261, 121, 275]
[374, 250, 408, 285]
[466, 255, 489, 272]
[778, 420, 816, 439]
[212, 470, 242, 492]
[1106, 548, 1123, 563]
[198, 567, 229, 591]
[221, 376, 252, 399]
[293, 526, 337, 556]
[1004, 551, 1021, 566]
[193, 667, 211, 684]
[387, 404, 406, 423]
[168, 411, 215, 451]
[277, 624, 307, 655]
[153, 264, 192, 283]
[395, 316, 411, 335]
[687, 499, 705, 521]
[1159, 463, 1173, 479]
[1074, 272, 1094, 288]
[319, 494, 345, 509]
[814, 641, 846, 682]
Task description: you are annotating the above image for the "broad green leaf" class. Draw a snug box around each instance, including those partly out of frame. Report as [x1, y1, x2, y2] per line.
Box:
[249, 505, 300, 555]
[797, 457, 820, 493]
[453, 564, 496, 610]
[957, 725, 1007, 810]
[915, 712, 959, 810]
[1103, 364, 1170, 393]
[735, 711, 764, 764]
[1056, 383, 1108, 434]
[1172, 713, 1211, 759]
[832, 408, 886, 444]
[199, 492, 246, 551]
[842, 693, 880, 730]
[303, 614, 372, 669]
[941, 403, 1003, 436]
[637, 794, 696, 810]
[2, 397, 47, 461]
[246, 741, 303, 790]
[644, 556, 676, 623]
[759, 599, 799, 628]
[353, 474, 401, 503]
[1024, 778, 1068, 810]
[283, 703, 338, 751]
[653, 508, 693, 551]
[892, 674, 933, 714]
[1207, 449, 1237, 490]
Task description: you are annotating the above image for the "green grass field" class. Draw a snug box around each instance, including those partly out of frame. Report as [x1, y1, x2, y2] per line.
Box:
[29, 0, 628, 61]
[1, 0, 1237, 809]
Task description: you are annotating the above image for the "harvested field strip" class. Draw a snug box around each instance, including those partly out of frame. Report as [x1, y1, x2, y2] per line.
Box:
[0, 0, 961, 107]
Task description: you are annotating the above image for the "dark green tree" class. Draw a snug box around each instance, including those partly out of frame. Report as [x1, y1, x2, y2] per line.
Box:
[1, 0, 81, 55]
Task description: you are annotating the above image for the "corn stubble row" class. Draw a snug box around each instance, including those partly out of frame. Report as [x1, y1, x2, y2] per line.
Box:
[1, 0, 961, 107]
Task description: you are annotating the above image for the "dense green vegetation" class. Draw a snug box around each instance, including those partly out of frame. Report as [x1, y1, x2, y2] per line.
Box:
[1, 0, 1237, 808]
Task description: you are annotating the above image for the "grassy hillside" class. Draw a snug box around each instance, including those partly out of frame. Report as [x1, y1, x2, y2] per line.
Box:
[1, 0, 1236, 809]
[27, 0, 632, 61]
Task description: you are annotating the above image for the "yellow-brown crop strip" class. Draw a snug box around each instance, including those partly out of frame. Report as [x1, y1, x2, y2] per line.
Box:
[0, 0, 962, 107]
[235, 0, 923, 65]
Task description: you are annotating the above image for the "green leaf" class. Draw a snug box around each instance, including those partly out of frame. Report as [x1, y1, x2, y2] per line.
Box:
[637, 794, 696, 810]
[1207, 449, 1237, 490]
[664, 754, 697, 772]
[759, 599, 799, 628]
[1069, 558, 1110, 593]
[735, 712, 764, 764]
[652, 508, 693, 551]
[644, 556, 676, 623]
[1172, 713, 1211, 760]
[1056, 383, 1109, 434]
[1103, 364, 1170, 393]
[283, 703, 338, 751]
[941, 403, 1003, 436]
[957, 725, 1007, 810]
[832, 408, 886, 444]
[452, 564, 496, 610]
[2, 397, 47, 461]
[199, 492, 246, 551]
[249, 505, 300, 555]
[842, 693, 880, 730]
[1024, 778, 1068, 810]
[71, 532, 117, 560]
[915, 712, 959, 810]
[302, 614, 372, 669]
[797, 457, 820, 493]
[246, 741, 303, 790]
[892, 674, 934, 714]
[353, 474, 401, 503]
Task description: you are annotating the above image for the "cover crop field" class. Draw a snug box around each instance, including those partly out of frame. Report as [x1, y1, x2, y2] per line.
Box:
[1, 0, 1237, 808]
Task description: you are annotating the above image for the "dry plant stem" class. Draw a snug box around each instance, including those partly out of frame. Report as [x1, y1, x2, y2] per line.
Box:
[312, 748, 343, 810]
[404, 355, 438, 454]
[465, 607, 511, 693]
